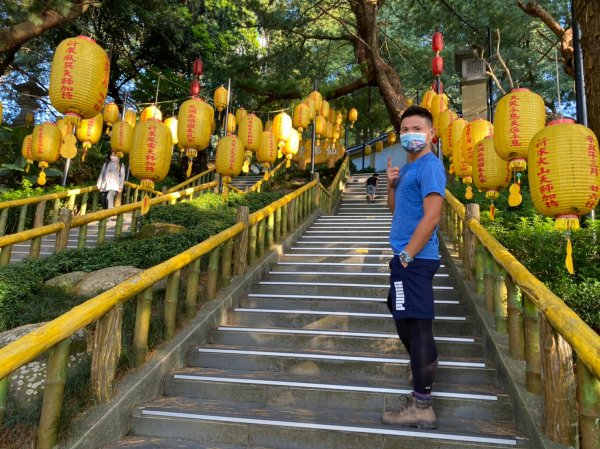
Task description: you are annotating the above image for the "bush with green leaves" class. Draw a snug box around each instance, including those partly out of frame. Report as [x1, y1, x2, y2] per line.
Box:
[447, 175, 600, 332]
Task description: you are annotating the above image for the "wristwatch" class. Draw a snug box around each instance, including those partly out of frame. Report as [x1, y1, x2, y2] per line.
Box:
[399, 250, 413, 264]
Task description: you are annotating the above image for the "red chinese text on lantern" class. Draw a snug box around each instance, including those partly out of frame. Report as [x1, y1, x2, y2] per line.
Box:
[432, 31, 444, 53]
[587, 135, 600, 207]
[186, 104, 197, 142]
[145, 124, 158, 173]
[432, 55, 444, 76]
[60, 40, 78, 101]
[535, 137, 559, 209]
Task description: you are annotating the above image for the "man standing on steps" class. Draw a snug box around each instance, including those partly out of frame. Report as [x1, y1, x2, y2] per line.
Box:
[382, 105, 446, 429]
[365, 172, 379, 203]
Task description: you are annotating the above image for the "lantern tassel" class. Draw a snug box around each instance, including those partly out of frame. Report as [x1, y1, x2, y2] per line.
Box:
[141, 194, 151, 215]
[490, 202, 495, 221]
[186, 160, 193, 178]
[25, 163, 30, 174]
[565, 236, 574, 275]
[38, 170, 46, 186]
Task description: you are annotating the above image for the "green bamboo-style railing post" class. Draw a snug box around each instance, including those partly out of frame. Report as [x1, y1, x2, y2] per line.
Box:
[267, 213, 275, 249]
[524, 294, 542, 394]
[506, 275, 525, 360]
[133, 188, 140, 204]
[133, 288, 153, 367]
[274, 207, 282, 242]
[494, 262, 508, 333]
[185, 258, 202, 319]
[221, 238, 233, 287]
[578, 363, 600, 449]
[67, 193, 76, 211]
[474, 242, 485, 295]
[124, 185, 132, 205]
[0, 376, 7, 427]
[52, 199, 61, 223]
[164, 269, 181, 340]
[282, 204, 288, 237]
[257, 220, 266, 258]
[484, 250, 495, 312]
[0, 245, 12, 266]
[248, 224, 257, 266]
[36, 338, 70, 449]
[293, 198, 299, 228]
[97, 218, 108, 244]
[451, 211, 459, 251]
[457, 216, 464, 257]
[0, 209, 9, 236]
[78, 224, 88, 249]
[17, 204, 28, 232]
[92, 191, 99, 211]
[115, 213, 124, 239]
[80, 192, 89, 215]
[130, 209, 140, 236]
[207, 247, 220, 300]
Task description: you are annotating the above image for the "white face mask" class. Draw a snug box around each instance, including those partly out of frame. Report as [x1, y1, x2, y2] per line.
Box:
[110, 155, 118, 162]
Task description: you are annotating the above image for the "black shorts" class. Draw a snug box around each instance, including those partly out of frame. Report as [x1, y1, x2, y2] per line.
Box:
[387, 256, 441, 320]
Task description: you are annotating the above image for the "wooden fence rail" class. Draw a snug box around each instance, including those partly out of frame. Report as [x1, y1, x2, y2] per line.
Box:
[442, 190, 600, 449]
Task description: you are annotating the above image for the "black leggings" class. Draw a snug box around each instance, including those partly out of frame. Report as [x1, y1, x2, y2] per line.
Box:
[394, 318, 438, 395]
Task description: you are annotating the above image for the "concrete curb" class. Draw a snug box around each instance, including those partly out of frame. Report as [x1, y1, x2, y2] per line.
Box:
[438, 233, 572, 449]
[60, 209, 321, 449]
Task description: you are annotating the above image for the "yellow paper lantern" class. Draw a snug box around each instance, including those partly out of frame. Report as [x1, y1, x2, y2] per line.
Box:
[309, 91, 323, 113]
[388, 131, 397, 145]
[76, 112, 103, 161]
[164, 116, 178, 145]
[257, 131, 277, 173]
[111, 120, 134, 157]
[347, 108, 358, 128]
[283, 128, 300, 167]
[336, 112, 343, 126]
[225, 112, 236, 134]
[103, 102, 119, 134]
[235, 107, 247, 125]
[365, 144, 372, 156]
[528, 118, 600, 273]
[333, 125, 342, 143]
[32, 123, 61, 185]
[314, 115, 326, 141]
[239, 113, 263, 153]
[420, 90, 436, 111]
[272, 111, 292, 149]
[437, 109, 457, 145]
[293, 103, 310, 134]
[264, 119, 273, 132]
[21, 134, 33, 173]
[214, 85, 228, 116]
[303, 99, 316, 121]
[124, 109, 137, 128]
[494, 88, 546, 206]
[430, 93, 449, 136]
[459, 119, 493, 199]
[320, 100, 330, 120]
[215, 135, 244, 180]
[0, 102, 3, 125]
[328, 108, 336, 125]
[130, 119, 173, 191]
[177, 97, 214, 177]
[473, 136, 510, 220]
[49, 36, 110, 124]
[446, 118, 467, 160]
[375, 140, 383, 153]
[315, 142, 328, 164]
[140, 105, 162, 122]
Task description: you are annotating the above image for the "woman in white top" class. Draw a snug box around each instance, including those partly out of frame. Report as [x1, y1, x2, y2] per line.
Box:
[96, 152, 126, 209]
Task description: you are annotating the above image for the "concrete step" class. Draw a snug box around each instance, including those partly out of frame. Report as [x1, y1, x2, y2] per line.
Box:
[187, 344, 494, 386]
[102, 437, 249, 449]
[208, 325, 480, 358]
[225, 309, 474, 336]
[129, 397, 526, 449]
[260, 271, 455, 287]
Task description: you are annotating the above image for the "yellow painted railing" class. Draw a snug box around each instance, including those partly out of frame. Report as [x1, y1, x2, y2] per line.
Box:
[165, 168, 216, 193]
[442, 189, 600, 448]
[0, 157, 350, 449]
[0, 181, 217, 266]
[246, 159, 287, 193]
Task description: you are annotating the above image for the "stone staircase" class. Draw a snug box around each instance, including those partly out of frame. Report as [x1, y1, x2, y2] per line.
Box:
[228, 175, 264, 191]
[102, 173, 529, 449]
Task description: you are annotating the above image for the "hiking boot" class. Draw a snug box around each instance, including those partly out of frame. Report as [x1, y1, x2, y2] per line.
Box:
[382, 394, 437, 429]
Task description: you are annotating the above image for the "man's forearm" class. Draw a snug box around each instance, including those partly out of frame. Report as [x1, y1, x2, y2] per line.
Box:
[387, 186, 395, 213]
[403, 216, 440, 259]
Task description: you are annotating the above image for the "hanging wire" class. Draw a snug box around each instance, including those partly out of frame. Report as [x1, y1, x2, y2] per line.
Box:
[154, 74, 161, 105]
[554, 47, 562, 112]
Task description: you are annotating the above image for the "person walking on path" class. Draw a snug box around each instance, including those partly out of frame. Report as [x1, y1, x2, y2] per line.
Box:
[97, 152, 126, 209]
[382, 105, 446, 429]
[365, 172, 379, 203]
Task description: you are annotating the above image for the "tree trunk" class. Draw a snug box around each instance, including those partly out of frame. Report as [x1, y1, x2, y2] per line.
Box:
[350, 1, 410, 131]
[574, 0, 600, 138]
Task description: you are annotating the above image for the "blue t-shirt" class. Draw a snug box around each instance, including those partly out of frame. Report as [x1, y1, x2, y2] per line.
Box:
[389, 152, 446, 259]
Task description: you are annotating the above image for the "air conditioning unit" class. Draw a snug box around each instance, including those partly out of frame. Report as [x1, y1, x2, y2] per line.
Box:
[461, 58, 487, 82]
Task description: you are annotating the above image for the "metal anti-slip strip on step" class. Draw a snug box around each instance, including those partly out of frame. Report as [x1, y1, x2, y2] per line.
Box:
[216, 326, 474, 342]
[258, 281, 454, 290]
[268, 271, 450, 278]
[233, 308, 467, 321]
[138, 411, 515, 446]
[171, 374, 496, 401]
[196, 347, 485, 368]
[248, 293, 457, 303]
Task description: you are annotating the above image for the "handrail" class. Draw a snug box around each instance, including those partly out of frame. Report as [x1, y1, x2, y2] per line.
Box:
[319, 184, 332, 197]
[247, 160, 287, 193]
[166, 168, 215, 193]
[123, 181, 163, 196]
[224, 183, 246, 195]
[0, 186, 98, 210]
[327, 156, 349, 194]
[0, 222, 65, 247]
[248, 180, 318, 225]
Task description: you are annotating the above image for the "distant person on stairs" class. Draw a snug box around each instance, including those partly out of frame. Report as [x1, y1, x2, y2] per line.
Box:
[97, 152, 126, 209]
[382, 105, 446, 429]
[365, 172, 379, 203]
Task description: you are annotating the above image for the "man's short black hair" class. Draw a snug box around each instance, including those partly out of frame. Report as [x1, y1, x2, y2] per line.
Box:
[399, 105, 433, 128]
[373, 172, 379, 176]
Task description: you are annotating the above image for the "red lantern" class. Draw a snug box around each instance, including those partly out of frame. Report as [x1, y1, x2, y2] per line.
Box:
[432, 31, 444, 53]
[193, 58, 204, 76]
[190, 79, 200, 97]
[432, 55, 444, 76]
